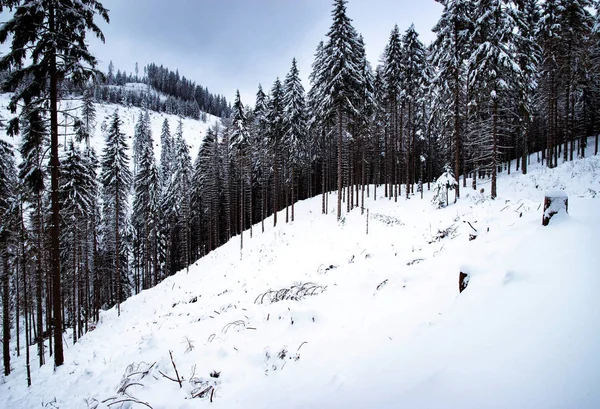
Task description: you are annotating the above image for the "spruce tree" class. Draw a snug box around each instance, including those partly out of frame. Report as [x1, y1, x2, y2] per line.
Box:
[100, 110, 131, 316]
[0, 0, 109, 367]
[469, 0, 520, 198]
[431, 0, 473, 198]
[383, 24, 404, 201]
[402, 25, 427, 198]
[132, 119, 160, 289]
[0, 140, 17, 376]
[17, 107, 47, 367]
[267, 78, 285, 227]
[322, 0, 363, 219]
[283, 58, 307, 222]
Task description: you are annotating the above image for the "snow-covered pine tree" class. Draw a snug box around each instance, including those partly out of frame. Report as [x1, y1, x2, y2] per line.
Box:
[133, 110, 151, 176]
[383, 24, 404, 201]
[558, 0, 594, 161]
[252, 84, 270, 232]
[160, 118, 174, 189]
[76, 86, 97, 144]
[59, 139, 99, 342]
[165, 119, 193, 272]
[402, 24, 427, 198]
[538, 0, 564, 168]
[593, 0, 600, 156]
[196, 124, 222, 252]
[513, 0, 541, 175]
[322, 0, 363, 219]
[132, 116, 161, 290]
[0, 140, 17, 376]
[267, 78, 285, 227]
[17, 106, 47, 367]
[469, 0, 520, 199]
[82, 146, 102, 322]
[0, 0, 109, 367]
[431, 0, 473, 199]
[307, 40, 330, 214]
[100, 110, 132, 316]
[432, 165, 458, 208]
[355, 35, 375, 212]
[230, 90, 249, 251]
[283, 58, 307, 223]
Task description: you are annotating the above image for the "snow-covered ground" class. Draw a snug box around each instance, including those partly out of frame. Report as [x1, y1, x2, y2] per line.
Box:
[0, 91, 221, 163]
[1, 102, 599, 408]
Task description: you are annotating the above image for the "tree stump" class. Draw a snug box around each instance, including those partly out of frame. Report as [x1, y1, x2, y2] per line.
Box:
[459, 271, 470, 293]
[542, 191, 568, 226]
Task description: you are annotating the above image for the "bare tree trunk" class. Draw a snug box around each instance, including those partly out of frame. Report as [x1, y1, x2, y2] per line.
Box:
[273, 141, 279, 227]
[35, 196, 44, 367]
[239, 155, 244, 253]
[115, 177, 121, 316]
[337, 105, 343, 220]
[21, 206, 32, 385]
[491, 99, 498, 199]
[291, 168, 295, 222]
[361, 140, 365, 214]
[2, 245, 10, 376]
[15, 249, 20, 357]
[72, 229, 78, 344]
[250, 165, 253, 237]
[49, 4, 64, 367]
[322, 156, 326, 214]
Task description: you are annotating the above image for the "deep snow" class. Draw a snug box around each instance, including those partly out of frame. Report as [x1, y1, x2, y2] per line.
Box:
[0, 92, 599, 408]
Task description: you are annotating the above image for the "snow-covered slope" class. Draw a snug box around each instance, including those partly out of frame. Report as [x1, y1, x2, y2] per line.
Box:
[1, 136, 600, 408]
[0, 92, 221, 162]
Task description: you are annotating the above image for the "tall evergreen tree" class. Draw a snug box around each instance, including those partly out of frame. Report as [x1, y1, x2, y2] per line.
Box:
[514, 0, 541, 175]
[0, 0, 109, 367]
[283, 58, 307, 222]
[431, 0, 473, 198]
[322, 0, 363, 219]
[132, 118, 160, 290]
[100, 110, 131, 316]
[17, 107, 47, 367]
[0, 140, 17, 376]
[383, 24, 404, 201]
[164, 119, 192, 272]
[160, 119, 174, 189]
[469, 0, 520, 198]
[402, 24, 427, 198]
[267, 78, 285, 226]
[230, 90, 249, 250]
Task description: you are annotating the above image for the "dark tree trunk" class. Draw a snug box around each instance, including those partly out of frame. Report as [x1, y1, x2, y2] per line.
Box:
[35, 198, 44, 367]
[337, 105, 343, 220]
[2, 246, 10, 376]
[49, 4, 64, 367]
[491, 98, 498, 199]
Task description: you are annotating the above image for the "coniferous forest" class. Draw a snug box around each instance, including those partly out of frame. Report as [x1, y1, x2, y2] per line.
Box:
[1, 0, 600, 386]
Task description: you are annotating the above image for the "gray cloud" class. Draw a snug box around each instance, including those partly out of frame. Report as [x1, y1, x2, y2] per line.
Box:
[90, 0, 443, 105]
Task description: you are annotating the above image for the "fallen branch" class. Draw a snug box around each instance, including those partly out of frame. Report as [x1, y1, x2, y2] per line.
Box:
[105, 398, 153, 409]
[221, 320, 246, 334]
[169, 350, 183, 388]
[467, 221, 477, 232]
[159, 370, 181, 386]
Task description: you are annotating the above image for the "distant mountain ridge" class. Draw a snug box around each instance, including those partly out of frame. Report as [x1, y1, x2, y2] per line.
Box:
[95, 62, 232, 119]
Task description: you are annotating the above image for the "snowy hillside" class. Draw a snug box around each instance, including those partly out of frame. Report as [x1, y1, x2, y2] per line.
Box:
[0, 92, 221, 163]
[1, 143, 600, 408]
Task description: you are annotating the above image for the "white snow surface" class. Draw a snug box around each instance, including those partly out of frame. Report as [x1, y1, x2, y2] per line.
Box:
[1, 96, 599, 408]
[0, 92, 221, 163]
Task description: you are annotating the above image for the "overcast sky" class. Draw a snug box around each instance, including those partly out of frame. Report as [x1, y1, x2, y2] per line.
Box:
[90, 0, 444, 105]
